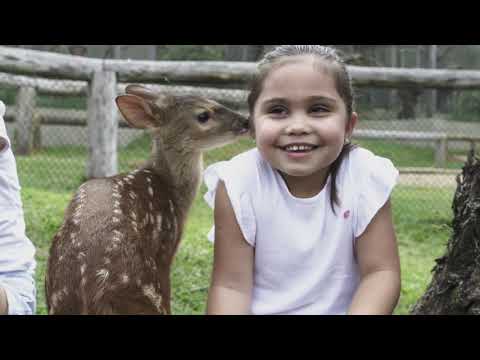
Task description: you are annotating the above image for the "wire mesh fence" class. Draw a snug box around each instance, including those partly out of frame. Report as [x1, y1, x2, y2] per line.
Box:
[3, 66, 476, 216]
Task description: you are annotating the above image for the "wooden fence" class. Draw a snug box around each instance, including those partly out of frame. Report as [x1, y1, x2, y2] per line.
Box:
[3, 45, 480, 178]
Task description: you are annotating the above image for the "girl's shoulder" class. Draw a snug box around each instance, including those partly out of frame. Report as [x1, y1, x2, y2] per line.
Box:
[345, 146, 397, 177]
[213, 147, 261, 178]
[338, 146, 399, 197]
[204, 148, 263, 197]
[346, 147, 399, 239]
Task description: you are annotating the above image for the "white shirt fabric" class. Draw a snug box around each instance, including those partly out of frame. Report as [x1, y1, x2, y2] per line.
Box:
[0, 100, 36, 315]
[204, 147, 398, 315]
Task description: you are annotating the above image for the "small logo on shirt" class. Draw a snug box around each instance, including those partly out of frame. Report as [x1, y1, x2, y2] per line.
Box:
[343, 210, 351, 219]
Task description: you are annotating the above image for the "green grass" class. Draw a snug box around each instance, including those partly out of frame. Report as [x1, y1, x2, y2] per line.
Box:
[22, 182, 455, 315]
[16, 135, 457, 315]
[357, 139, 465, 169]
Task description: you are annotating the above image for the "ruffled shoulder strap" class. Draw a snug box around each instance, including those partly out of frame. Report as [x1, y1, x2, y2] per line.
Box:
[349, 148, 399, 238]
[203, 149, 259, 246]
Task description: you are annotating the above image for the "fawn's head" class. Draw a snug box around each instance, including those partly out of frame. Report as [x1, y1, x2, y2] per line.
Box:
[116, 85, 249, 151]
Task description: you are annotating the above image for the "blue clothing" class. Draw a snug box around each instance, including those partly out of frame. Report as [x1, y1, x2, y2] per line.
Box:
[0, 100, 36, 315]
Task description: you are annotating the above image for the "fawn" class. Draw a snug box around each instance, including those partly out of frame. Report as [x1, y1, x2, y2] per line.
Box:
[45, 85, 249, 314]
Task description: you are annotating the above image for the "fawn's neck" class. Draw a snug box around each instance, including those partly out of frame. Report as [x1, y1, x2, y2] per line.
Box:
[145, 137, 203, 214]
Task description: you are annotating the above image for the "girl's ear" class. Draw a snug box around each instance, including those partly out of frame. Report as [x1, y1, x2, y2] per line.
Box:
[345, 112, 358, 140]
[115, 94, 159, 129]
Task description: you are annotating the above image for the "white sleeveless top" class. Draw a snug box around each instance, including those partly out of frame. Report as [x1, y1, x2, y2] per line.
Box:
[204, 147, 398, 315]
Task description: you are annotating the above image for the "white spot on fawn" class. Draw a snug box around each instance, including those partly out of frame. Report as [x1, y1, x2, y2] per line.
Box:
[96, 269, 110, 287]
[129, 192, 137, 200]
[113, 230, 122, 244]
[121, 274, 129, 284]
[112, 217, 120, 224]
[80, 264, 87, 275]
[148, 186, 154, 197]
[157, 215, 162, 229]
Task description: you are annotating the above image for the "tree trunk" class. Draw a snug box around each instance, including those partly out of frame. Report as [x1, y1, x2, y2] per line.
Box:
[397, 88, 421, 119]
[112, 45, 122, 59]
[389, 45, 398, 108]
[146, 45, 156, 61]
[411, 151, 480, 314]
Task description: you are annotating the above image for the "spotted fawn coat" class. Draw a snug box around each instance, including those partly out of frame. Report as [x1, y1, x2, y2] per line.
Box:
[45, 85, 249, 314]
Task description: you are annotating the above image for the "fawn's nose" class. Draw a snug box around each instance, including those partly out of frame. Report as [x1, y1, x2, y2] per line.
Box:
[232, 115, 250, 134]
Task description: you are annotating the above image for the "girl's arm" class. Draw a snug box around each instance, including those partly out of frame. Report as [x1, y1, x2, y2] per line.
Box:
[207, 181, 255, 315]
[0, 286, 8, 314]
[348, 199, 401, 315]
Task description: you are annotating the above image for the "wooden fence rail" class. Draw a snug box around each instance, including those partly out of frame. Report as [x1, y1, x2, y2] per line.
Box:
[3, 46, 480, 177]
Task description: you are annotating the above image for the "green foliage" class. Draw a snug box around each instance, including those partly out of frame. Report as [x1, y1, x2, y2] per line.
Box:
[37, 95, 86, 110]
[450, 90, 480, 122]
[0, 87, 17, 106]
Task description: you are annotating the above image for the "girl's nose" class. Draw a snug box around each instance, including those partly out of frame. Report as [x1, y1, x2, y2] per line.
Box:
[285, 116, 310, 136]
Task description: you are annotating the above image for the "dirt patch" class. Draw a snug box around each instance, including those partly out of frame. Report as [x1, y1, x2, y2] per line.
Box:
[399, 173, 458, 188]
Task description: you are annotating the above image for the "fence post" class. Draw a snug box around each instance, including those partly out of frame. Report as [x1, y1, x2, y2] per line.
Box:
[435, 138, 448, 168]
[87, 70, 118, 179]
[15, 86, 38, 155]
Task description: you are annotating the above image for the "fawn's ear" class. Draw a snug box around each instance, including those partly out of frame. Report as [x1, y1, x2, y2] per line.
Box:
[126, 84, 174, 111]
[116, 94, 159, 129]
[125, 84, 158, 101]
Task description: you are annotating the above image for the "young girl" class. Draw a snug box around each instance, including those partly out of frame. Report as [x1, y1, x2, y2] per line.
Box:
[0, 100, 36, 315]
[203, 45, 401, 315]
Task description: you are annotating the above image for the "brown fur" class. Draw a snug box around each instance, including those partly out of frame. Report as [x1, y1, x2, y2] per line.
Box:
[45, 85, 249, 314]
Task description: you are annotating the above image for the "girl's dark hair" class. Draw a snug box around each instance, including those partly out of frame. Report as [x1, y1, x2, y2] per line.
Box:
[247, 45, 356, 214]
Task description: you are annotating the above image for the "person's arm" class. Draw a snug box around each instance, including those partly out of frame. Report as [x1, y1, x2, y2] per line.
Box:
[207, 181, 254, 315]
[348, 199, 401, 315]
[0, 285, 8, 314]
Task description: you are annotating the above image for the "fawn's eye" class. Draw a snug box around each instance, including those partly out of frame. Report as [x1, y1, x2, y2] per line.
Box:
[197, 111, 210, 124]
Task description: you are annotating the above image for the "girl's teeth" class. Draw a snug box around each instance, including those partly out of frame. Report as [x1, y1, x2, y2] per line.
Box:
[285, 145, 312, 151]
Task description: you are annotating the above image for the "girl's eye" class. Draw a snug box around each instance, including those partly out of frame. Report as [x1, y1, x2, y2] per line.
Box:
[268, 106, 288, 116]
[311, 105, 329, 113]
[197, 111, 210, 124]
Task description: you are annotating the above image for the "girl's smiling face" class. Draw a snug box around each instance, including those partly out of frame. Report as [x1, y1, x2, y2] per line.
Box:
[252, 56, 357, 194]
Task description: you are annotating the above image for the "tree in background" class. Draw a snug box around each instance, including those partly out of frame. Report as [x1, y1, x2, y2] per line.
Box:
[224, 45, 264, 61]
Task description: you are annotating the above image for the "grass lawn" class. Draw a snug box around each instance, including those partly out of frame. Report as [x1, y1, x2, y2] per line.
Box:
[16, 135, 456, 315]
